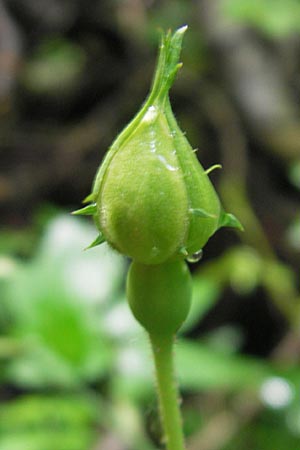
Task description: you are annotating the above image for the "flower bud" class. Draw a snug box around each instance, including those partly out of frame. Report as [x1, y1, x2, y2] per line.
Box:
[73, 26, 242, 263]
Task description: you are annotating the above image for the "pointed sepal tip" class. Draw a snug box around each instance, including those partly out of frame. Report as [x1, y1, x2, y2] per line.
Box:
[71, 203, 97, 216]
[84, 233, 106, 250]
[219, 211, 244, 231]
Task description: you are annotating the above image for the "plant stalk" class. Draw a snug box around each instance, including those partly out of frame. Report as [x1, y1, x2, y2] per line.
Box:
[149, 333, 186, 450]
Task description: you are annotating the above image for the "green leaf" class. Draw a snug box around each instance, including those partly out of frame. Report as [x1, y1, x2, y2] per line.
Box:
[6, 294, 113, 388]
[288, 159, 300, 190]
[180, 276, 221, 333]
[21, 38, 86, 96]
[3, 216, 123, 389]
[0, 394, 99, 450]
[176, 339, 271, 391]
[224, 0, 300, 37]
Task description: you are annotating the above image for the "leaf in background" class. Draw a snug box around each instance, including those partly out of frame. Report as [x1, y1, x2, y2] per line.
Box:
[227, 247, 262, 295]
[112, 332, 153, 402]
[182, 246, 263, 327]
[36, 214, 124, 305]
[223, 415, 300, 450]
[2, 215, 126, 388]
[176, 339, 271, 391]
[0, 394, 99, 450]
[224, 0, 300, 37]
[5, 263, 113, 387]
[21, 38, 86, 96]
[180, 276, 221, 333]
[288, 159, 300, 191]
[201, 325, 244, 354]
[286, 214, 300, 252]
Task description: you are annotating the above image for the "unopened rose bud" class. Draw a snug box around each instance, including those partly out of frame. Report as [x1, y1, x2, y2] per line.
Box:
[73, 26, 242, 264]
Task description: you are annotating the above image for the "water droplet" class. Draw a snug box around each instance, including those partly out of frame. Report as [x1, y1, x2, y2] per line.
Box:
[186, 249, 203, 263]
[149, 128, 157, 153]
[143, 105, 158, 123]
[157, 154, 178, 171]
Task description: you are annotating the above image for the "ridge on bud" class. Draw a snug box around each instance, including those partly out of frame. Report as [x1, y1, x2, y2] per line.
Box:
[74, 26, 242, 264]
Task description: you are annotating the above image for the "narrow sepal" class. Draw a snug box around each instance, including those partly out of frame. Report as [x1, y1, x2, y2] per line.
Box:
[84, 233, 106, 250]
[82, 193, 94, 204]
[190, 208, 217, 219]
[71, 203, 97, 216]
[150, 25, 188, 103]
[218, 211, 244, 231]
[179, 247, 188, 257]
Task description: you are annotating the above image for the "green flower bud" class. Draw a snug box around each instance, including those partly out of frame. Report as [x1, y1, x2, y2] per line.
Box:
[73, 26, 242, 263]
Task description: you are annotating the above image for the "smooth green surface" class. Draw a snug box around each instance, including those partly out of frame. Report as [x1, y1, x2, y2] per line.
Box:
[99, 109, 189, 263]
[127, 260, 192, 336]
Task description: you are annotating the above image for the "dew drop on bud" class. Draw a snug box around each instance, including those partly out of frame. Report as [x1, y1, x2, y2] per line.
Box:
[186, 249, 203, 263]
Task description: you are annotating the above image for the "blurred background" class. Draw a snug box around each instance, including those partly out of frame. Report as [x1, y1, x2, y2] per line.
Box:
[1, 0, 300, 449]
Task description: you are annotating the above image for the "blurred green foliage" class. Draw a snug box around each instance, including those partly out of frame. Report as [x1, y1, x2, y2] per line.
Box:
[21, 38, 86, 96]
[0, 395, 98, 450]
[0, 214, 299, 449]
[225, 0, 300, 36]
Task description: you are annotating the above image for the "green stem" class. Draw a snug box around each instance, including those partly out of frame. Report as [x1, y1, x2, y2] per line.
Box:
[149, 333, 186, 450]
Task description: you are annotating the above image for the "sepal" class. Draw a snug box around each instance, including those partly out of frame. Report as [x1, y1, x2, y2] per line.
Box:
[82, 193, 94, 204]
[190, 208, 217, 219]
[71, 203, 97, 216]
[84, 233, 106, 250]
[218, 211, 244, 231]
